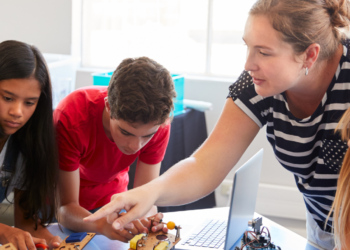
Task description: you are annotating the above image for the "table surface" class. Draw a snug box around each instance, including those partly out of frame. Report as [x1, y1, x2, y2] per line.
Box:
[48, 207, 318, 250]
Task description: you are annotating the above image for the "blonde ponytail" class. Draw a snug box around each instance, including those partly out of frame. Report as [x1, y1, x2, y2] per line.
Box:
[328, 108, 350, 249]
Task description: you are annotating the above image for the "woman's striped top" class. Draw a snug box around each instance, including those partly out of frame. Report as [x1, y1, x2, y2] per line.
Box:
[227, 40, 350, 232]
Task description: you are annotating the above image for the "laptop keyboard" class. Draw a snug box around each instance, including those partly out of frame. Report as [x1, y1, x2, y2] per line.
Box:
[181, 219, 227, 249]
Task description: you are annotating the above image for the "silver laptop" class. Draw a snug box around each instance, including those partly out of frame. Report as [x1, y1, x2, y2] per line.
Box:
[178, 149, 264, 250]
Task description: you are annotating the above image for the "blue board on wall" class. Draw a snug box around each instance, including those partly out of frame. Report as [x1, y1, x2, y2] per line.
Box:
[92, 72, 185, 116]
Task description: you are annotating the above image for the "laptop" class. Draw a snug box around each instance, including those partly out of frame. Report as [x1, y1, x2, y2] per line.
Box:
[177, 149, 264, 250]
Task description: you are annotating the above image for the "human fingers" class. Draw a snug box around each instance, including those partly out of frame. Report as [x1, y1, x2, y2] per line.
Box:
[149, 213, 164, 227]
[113, 229, 134, 241]
[151, 223, 168, 233]
[22, 232, 36, 250]
[140, 217, 151, 230]
[131, 219, 148, 234]
[32, 237, 47, 245]
[145, 213, 167, 233]
[106, 211, 121, 225]
[106, 232, 129, 243]
[124, 223, 139, 235]
[48, 236, 62, 249]
[116, 211, 137, 233]
[110, 204, 151, 230]
[84, 196, 125, 222]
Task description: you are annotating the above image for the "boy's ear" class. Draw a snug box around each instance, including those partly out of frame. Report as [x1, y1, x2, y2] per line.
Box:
[104, 97, 110, 113]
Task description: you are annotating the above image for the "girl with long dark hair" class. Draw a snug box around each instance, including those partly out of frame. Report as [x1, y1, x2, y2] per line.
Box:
[0, 40, 60, 250]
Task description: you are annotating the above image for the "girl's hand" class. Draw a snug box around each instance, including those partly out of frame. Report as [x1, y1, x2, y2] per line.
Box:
[47, 235, 62, 249]
[98, 217, 148, 242]
[0, 225, 46, 250]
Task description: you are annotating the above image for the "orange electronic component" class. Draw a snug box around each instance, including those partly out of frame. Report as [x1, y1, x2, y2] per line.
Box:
[166, 221, 175, 230]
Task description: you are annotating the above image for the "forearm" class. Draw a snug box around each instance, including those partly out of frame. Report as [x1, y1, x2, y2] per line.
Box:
[148, 101, 259, 206]
[59, 203, 105, 233]
[149, 156, 227, 206]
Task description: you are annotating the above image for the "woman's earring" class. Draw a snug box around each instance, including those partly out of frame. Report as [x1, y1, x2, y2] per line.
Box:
[305, 67, 309, 76]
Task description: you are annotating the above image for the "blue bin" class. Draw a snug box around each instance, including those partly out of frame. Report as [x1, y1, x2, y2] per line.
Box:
[92, 72, 114, 86]
[92, 72, 185, 116]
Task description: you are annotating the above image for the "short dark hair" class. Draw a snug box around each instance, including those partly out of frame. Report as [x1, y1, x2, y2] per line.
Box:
[107, 57, 176, 124]
[0, 40, 58, 228]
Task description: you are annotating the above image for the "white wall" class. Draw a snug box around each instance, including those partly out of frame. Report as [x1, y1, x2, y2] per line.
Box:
[0, 0, 72, 54]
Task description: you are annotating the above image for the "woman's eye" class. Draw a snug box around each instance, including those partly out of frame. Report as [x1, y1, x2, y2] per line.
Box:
[26, 102, 35, 106]
[3, 96, 11, 101]
[260, 51, 269, 56]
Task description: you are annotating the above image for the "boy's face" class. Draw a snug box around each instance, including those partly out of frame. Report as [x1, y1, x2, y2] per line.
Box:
[109, 118, 160, 155]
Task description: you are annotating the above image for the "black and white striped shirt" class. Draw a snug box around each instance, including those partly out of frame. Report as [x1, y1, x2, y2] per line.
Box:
[227, 40, 350, 232]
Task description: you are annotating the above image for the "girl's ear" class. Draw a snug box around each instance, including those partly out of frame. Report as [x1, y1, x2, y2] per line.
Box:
[304, 43, 320, 70]
[104, 97, 110, 113]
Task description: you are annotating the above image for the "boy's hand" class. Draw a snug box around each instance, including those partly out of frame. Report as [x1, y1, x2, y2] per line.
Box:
[98, 217, 148, 242]
[140, 213, 168, 233]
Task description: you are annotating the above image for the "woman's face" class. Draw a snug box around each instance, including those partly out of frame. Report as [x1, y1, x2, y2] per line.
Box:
[243, 14, 305, 97]
[0, 78, 41, 135]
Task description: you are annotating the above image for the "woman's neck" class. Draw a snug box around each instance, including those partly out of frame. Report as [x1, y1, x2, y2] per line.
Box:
[285, 43, 343, 119]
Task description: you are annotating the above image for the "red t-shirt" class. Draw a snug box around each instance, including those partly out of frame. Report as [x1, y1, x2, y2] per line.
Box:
[53, 86, 170, 210]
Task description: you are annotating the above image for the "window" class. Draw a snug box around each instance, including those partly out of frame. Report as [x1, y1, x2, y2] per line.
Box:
[82, 0, 255, 77]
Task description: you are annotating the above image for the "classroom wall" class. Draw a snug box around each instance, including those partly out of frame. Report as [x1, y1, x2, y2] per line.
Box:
[0, 0, 72, 54]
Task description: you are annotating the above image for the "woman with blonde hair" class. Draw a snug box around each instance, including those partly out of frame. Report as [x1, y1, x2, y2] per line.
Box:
[86, 0, 350, 249]
[328, 109, 350, 249]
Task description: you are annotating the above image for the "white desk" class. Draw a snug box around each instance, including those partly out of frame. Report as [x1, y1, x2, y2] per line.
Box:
[48, 207, 318, 250]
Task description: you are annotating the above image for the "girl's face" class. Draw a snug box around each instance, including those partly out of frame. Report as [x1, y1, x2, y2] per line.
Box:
[243, 14, 305, 97]
[0, 78, 41, 135]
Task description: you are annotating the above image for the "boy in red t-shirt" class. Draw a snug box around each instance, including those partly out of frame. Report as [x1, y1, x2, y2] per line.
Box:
[54, 57, 176, 242]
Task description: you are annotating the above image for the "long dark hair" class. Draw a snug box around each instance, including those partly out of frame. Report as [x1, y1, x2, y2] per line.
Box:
[0, 40, 58, 228]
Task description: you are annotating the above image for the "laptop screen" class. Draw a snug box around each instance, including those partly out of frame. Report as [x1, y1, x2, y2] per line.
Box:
[224, 149, 263, 250]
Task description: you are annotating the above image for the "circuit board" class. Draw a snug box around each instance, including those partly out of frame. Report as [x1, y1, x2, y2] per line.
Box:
[129, 220, 182, 250]
[54, 232, 96, 250]
[129, 230, 181, 250]
[0, 243, 16, 250]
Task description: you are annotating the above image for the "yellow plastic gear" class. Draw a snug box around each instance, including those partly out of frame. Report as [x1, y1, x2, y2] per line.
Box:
[167, 221, 176, 230]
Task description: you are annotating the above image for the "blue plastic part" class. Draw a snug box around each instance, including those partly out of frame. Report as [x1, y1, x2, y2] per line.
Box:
[66, 232, 88, 243]
[119, 209, 127, 214]
[92, 72, 185, 116]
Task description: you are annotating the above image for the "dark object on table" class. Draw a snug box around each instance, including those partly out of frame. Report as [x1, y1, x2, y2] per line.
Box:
[235, 217, 281, 250]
